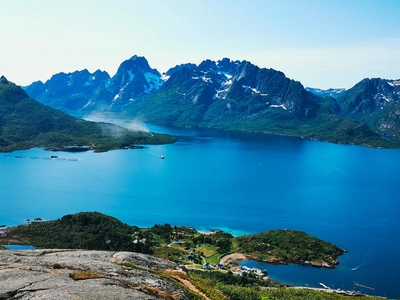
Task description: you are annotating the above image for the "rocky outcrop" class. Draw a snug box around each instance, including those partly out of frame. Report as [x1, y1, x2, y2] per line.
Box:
[0, 250, 190, 299]
[337, 78, 400, 136]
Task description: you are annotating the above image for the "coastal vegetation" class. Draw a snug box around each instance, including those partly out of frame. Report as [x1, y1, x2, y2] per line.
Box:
[11, 212, 152, 253]
[6, 212, 343, 268]
[1, 212, 382, 299]
[236, 230, 345, 267]
[0, 76, 175, 152]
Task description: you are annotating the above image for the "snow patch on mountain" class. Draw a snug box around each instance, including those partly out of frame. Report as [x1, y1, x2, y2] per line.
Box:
[270, 104, 287, 110]
[161, 74, 170, 82]
[388, 80, 400, 87]
[144, 72, 163, 93]
[127, 70, 135, 81]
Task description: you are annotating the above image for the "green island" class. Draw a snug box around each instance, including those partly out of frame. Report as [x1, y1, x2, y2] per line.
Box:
[0, 212, 380, 300]
[0, 76, 175, 152]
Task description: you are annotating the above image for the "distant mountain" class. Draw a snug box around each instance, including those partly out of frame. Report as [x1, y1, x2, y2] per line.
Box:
[93, 55, 163, 108]
[0, 76, 174, 152]
[23, 56, 399, 148]
[306, 87, 346, 99]
[337, 78, 400, 137]
[23, 55, 163, 113]
[23, 69, 110, 113]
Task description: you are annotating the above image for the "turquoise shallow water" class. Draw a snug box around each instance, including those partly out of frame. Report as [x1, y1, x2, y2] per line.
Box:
[1, 125, 399, 298]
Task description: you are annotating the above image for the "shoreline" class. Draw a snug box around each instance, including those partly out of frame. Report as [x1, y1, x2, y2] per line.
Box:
[219, 252, 340, 270]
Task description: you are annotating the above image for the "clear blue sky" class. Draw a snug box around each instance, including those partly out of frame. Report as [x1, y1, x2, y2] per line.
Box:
[1, 0, 399, 88]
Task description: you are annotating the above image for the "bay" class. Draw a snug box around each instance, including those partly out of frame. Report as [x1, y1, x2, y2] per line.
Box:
[0, 125, 399, 298]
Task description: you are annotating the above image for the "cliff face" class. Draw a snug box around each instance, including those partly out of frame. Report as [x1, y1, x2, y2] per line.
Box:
[0, 250, 190, 299]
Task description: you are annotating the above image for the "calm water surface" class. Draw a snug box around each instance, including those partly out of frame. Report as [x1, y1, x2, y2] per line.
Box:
[0, 125, 399, 298]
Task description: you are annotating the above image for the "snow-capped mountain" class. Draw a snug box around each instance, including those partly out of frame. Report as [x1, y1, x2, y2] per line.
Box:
[22, 56, 399, 146]
[105, 55, 163, 105]
[23, 69, 110, 112]
[337, 78, 400, 136]
[306, 87, 346, 99]
[23, 55, 164, 112]
[159, 57, 320, 118]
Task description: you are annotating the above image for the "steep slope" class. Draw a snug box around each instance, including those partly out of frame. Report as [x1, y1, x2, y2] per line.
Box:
[131, 58, 321, 122]
[23, 69, 110, 113]
[0, 76, 174, 152]
[128, 58, 391, 147]
[337, 78, 400, 137]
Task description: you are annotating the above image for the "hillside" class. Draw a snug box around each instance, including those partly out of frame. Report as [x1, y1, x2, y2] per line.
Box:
[127, 60, 393, 148]
[0, 76, 175, 152]
[337, 78, 400, 138]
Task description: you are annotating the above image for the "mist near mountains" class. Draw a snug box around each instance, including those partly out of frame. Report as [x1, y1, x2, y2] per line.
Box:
[83, 113, 151, 134]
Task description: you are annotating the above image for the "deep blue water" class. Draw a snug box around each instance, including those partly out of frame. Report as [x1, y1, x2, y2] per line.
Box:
[0, 125, 399, 298]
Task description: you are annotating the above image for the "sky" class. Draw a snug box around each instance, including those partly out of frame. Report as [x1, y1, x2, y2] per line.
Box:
[1, 0, 399, 89]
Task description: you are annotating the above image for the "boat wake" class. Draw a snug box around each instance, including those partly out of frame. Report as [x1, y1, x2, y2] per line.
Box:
[351, 262, 364, 271]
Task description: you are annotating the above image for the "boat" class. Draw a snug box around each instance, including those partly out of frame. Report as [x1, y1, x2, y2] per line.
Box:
[160, 155, 165, 159]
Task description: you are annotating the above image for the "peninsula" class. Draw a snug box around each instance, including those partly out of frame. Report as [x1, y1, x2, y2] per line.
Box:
[1, 212, 344, 269]
[0, 76, 175, 153]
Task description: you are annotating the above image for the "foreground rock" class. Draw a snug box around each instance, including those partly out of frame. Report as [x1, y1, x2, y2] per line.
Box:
[0, 249, 190, 299]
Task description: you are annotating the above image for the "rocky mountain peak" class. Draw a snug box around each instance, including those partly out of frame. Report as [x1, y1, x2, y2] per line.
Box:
[0, 75, 8, 83]
[118, 55, 160, 77]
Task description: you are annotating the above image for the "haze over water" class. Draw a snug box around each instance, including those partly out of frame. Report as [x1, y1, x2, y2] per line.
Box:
[1, 125, 399, 298]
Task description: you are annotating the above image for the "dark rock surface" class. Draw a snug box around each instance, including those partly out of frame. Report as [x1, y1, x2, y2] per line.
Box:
[0, 250, 190, 299]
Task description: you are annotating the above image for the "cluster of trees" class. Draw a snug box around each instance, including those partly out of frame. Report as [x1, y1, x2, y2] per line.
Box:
[236, 229, 344, 264]
[190, 269, 277, 288]
[13, 212, 152, 253]
[192, 231, 233, 252]
[148, 224, 197, 244]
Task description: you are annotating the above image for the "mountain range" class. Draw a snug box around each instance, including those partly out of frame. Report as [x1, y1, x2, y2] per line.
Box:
[22, 55, 400, 148]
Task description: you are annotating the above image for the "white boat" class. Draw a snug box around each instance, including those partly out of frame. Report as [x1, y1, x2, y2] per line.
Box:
[160, 155, 165, 159]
